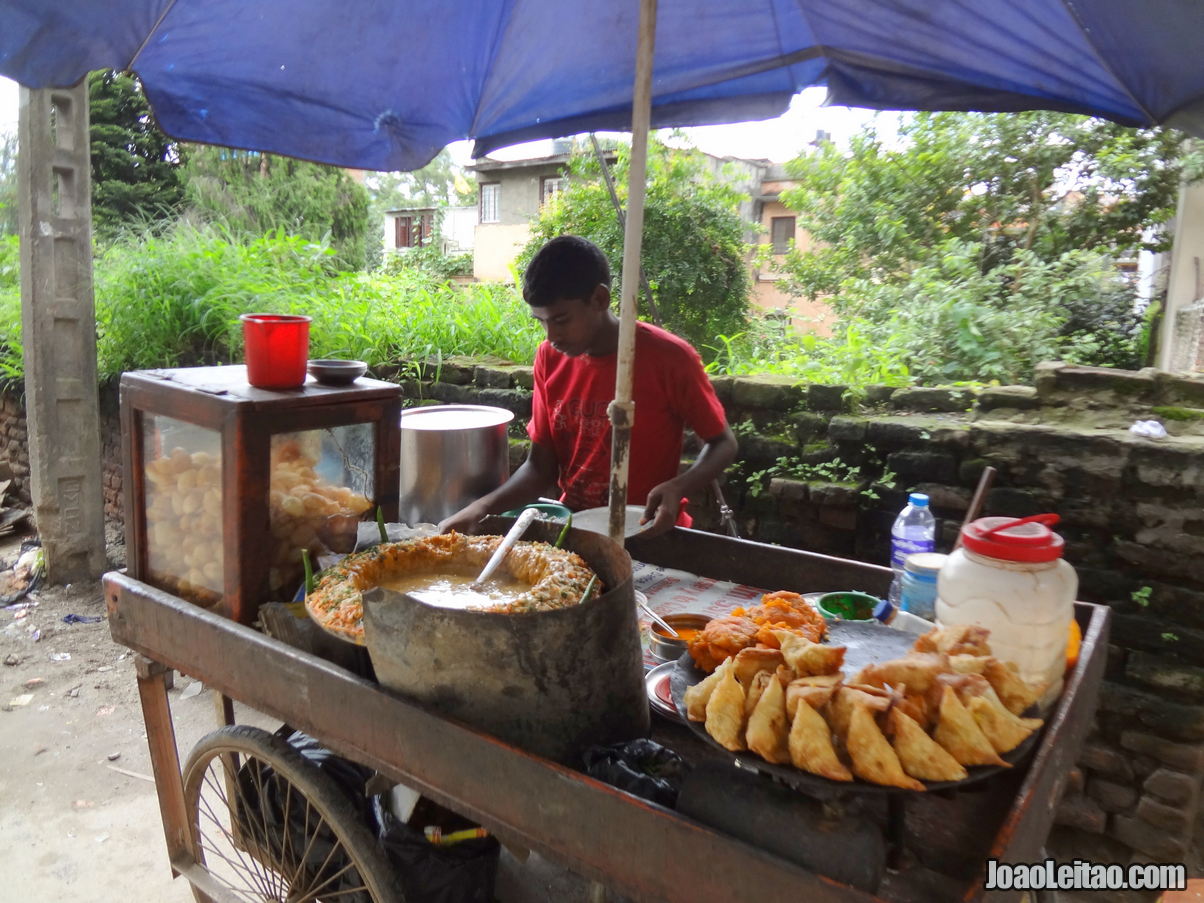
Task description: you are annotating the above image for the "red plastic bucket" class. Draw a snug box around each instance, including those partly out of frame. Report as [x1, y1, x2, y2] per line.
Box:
[240, 313, 311, 388]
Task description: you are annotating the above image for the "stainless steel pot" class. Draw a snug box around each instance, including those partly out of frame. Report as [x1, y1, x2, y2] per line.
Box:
[398, 404, 513, 525]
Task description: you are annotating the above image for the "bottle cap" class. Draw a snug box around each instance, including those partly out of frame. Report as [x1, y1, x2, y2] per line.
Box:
[908, 492, 929, 508]
[961, 514, 1064, 563]
[903, 551, 947, 574]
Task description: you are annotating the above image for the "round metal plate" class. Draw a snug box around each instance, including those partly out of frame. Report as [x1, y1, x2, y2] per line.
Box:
[645, 661, 682, 722]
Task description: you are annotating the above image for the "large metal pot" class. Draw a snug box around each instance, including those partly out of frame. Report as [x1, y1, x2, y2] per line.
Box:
[362, 517, 650, 765]
[398, 404, 513, 525]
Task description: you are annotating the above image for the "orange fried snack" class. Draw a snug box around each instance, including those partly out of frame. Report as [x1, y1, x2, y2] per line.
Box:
[687, 615, 760, 673]
[738, 591, 828, 645]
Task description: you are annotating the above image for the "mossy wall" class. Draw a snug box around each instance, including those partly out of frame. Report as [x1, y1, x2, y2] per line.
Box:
[2, 358, 1202, 877]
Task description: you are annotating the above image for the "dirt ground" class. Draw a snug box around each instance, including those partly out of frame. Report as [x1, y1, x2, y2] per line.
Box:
[0, 528, 281, 901]
[0, 529, 619, 903]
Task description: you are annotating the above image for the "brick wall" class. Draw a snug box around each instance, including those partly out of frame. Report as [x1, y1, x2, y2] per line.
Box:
[1, 360, 1200, 878]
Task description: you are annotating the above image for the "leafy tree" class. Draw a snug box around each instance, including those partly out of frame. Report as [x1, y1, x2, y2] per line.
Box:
[0, 132, 16, 237]
[365, 148, 476, 213]
[366, 150, 476, 273]
[777, 112, 1191, 379]
[182, 146, 373, 270]
[522, 136, 751, 356]
[88, 70, 185, 239]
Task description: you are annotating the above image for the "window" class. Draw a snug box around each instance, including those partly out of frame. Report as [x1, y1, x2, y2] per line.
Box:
[480, 182, 500, 223]
[394, 215, 413, 248]
[393, 214, 432, 248]
[770, 216, 796, 254]
[541, 176, 565, 205]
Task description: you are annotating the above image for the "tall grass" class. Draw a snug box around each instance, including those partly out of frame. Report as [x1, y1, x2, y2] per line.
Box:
[0, 236, 22, 386]
[0, 224, 545, 385]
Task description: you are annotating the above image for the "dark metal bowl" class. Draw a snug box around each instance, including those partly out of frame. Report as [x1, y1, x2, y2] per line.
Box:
[649, 612, 710, 663]
[308, 359, 368, 386]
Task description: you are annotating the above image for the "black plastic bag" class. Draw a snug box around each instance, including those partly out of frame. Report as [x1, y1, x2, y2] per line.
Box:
[242, 727, 498, 903]
[372, 796, 499, 903]
[233, 728, 378, 902]
[583, 738, 691, 807]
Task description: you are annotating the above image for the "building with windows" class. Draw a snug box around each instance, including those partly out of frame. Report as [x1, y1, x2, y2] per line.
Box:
[465, 147, 831, 332]
[466, 144, 613, 282]
[383, 204, 476, 255]
[750, 163, 833, 335]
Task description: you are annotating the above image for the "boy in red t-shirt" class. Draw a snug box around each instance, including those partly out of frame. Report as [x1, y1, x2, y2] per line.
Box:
[440, 235, 737, 536]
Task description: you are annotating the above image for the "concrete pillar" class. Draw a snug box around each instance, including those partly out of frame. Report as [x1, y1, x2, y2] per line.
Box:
[17, 83, 106, 581]
[1157, 178, 1204, 372]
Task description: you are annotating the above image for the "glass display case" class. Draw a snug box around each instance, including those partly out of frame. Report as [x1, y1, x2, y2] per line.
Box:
[121, 365, 401, 623]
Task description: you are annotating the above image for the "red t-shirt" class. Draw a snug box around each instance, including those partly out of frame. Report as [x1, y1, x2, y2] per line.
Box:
[527, 321, 728, 525]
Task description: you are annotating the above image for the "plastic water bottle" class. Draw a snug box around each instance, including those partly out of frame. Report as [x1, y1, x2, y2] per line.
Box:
[888, 493, 936, 606]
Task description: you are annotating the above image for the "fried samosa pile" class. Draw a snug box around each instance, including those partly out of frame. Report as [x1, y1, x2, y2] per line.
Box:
[683, 623, 1044, 790]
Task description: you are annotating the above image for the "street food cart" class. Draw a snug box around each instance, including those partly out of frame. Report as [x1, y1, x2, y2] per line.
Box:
[103, 520, 1108, 903]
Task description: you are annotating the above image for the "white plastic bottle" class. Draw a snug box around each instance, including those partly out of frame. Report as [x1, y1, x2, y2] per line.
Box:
[888, 493, 936, 606]
[936, 514, 1077, 711]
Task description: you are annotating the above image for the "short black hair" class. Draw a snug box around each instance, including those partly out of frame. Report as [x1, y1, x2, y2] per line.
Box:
[522, 235, 611, 307]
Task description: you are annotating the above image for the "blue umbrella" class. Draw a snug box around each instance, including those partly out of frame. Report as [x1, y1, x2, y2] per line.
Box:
[3, 0, 1201, 540]
[2, 0, 1202, 172]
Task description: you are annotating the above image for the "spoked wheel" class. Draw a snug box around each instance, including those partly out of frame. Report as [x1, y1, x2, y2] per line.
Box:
[182, 725, 401, 902]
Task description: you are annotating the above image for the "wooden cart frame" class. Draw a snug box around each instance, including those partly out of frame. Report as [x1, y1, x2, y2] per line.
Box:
[104, 528, 1109, 903]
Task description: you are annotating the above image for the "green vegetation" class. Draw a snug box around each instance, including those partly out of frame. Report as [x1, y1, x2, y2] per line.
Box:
[771, 112, 1195, 384]
[0, 225, 541, 387]
[1, 104, 1195, 394]
[742, 454, 897, 503]
[1150, 406, 1204, 421]
[183, 146, 373, 271]
[522, 136, 751, 358]
[88, 71, 187, 239]
[0, 133, 16, 237]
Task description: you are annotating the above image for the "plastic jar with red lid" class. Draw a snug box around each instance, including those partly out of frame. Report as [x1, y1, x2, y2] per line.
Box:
[936, 514, 1077, 710]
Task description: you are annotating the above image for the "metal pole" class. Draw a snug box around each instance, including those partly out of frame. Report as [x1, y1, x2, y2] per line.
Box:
[607, 0, 658, 545]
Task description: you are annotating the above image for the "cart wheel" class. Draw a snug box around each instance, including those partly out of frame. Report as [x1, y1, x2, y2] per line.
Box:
[182, 724, 402, 903]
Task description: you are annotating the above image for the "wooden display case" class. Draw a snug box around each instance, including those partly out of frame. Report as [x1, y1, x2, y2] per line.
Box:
[120, 365, 401, 624]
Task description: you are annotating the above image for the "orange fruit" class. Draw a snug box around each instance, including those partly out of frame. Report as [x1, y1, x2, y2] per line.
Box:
[1066, 619, 1082, 671]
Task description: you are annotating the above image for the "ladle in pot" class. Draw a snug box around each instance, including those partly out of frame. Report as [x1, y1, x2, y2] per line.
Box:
[472, 507, 539, 588]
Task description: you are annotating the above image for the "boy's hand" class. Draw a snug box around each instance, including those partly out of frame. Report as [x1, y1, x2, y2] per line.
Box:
[641, 481, 682, 537]
[438, 501, 488, 535]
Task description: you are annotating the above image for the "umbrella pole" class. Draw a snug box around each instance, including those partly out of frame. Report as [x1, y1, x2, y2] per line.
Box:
[607, 0, 658, 544]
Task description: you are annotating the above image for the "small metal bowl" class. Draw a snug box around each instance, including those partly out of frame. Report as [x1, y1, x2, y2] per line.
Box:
[648, 612, 710, 663]
[817, 590, 882, 621]
[308, 359, 368, 386]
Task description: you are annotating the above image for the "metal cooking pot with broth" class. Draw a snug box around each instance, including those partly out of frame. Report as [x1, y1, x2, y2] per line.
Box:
[363, 516, 649, 765]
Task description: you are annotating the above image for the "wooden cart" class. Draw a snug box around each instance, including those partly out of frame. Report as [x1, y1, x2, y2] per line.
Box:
[104, 527, 1109, 903]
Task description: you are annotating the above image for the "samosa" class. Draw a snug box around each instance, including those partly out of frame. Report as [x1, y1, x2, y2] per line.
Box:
[788, 692, 852, 781]
[704, 661, 747, 751]
[887, 708, 967, 783]
[846, 704, 925, 791]
[746, 674, 791, 764]
[933, 685, 1007, 767]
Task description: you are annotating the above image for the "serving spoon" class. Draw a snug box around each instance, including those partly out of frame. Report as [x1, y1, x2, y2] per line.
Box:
[640, 600, 679, 638]
[472, 507, 539, 588]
